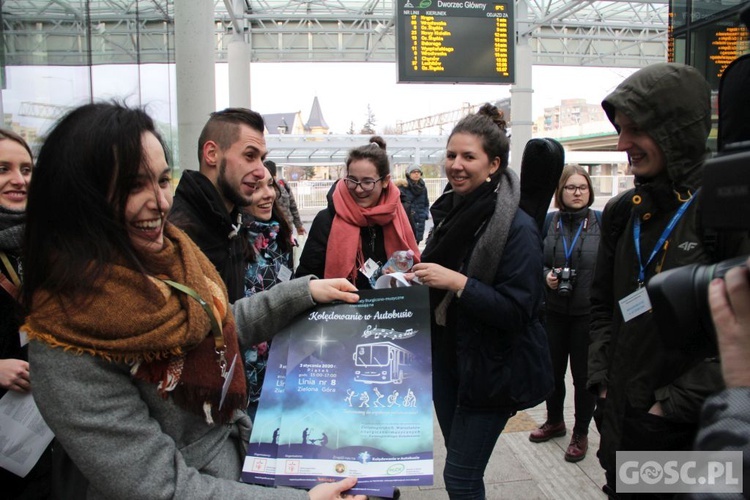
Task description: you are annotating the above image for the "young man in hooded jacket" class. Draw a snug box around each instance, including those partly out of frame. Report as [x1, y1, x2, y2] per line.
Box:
[588, 63, 750, 497]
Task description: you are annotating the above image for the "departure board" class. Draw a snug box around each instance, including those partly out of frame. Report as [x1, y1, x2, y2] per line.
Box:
[709, 25, 749, 78]
[396, 1, 515, 84]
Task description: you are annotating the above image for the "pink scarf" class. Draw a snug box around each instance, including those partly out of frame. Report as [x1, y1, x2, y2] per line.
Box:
[325, 179, 420, 282]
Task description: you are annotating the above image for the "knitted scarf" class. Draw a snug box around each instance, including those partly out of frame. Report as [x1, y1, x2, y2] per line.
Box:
[422, 168, 520, 325]
[23, 224, 247, 425]
[325, 179, 420, 282]
[406, 177, 427, 194]
[0, 205, 25, 253]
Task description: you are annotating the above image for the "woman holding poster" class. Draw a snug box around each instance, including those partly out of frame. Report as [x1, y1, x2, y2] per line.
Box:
[21, 102, 364, 500]
[412, 104, 549, 499]
[297, 136, 420, 289]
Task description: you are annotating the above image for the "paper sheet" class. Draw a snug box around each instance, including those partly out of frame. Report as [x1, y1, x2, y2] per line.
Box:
[0, 391, 54, 477]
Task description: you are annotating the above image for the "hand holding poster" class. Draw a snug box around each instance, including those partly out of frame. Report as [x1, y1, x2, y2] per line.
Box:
[243, 286, 433, 497]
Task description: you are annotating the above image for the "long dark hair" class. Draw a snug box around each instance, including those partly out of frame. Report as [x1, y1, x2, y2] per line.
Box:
[271, 183, 294, 256]
[22, 102, 169, 308]
[244, 165, 293, 263]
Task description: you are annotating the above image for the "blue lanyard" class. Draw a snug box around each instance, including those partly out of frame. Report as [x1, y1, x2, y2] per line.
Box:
[633, 192, 698, 284]
[559, 217, 585, 266]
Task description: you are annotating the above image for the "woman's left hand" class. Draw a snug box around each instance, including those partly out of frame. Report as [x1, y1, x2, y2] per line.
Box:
[310, 278, 360, 304]
[412, 263, 467, 292]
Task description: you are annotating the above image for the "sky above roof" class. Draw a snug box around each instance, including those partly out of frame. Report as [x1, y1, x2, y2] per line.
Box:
[218, 62, 636, 134]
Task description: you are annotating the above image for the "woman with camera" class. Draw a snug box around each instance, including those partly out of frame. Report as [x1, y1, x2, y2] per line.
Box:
[528, 165, 601, 463]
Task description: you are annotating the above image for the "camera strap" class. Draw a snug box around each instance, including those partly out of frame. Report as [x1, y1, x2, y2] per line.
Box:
[559, 218, 585, 266]
[633, 190, 699, 284]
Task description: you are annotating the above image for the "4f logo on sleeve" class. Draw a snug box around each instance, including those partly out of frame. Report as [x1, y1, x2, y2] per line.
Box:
[678, 241, 698, 251]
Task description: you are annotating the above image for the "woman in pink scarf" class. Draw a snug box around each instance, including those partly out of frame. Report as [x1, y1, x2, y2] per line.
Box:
[297, 136, 420, 288]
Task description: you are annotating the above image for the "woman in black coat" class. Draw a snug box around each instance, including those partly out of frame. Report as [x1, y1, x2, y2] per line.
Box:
[411, 105, 549, 499]
[296, 136, 420, 288]
[398, 165, 430, 244]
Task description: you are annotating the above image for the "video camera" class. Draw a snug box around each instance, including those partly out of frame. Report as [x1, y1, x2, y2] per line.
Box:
[647, 8, 750, 345]
[647, 145, 750, 344]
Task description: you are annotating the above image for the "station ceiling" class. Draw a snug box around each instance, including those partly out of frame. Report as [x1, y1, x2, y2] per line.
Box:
[2, 0, 670, 67]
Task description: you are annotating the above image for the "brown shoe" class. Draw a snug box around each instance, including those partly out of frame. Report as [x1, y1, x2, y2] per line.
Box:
[564, 433, 588, 462]
[529, 421, 566, 443]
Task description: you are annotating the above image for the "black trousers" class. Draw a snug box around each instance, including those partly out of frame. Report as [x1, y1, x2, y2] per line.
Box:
[544, 311, 596, 435]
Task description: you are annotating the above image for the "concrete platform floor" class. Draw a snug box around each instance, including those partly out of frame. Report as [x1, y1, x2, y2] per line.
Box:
[297, 211, 607, 499]
[400, 371, 607, 500]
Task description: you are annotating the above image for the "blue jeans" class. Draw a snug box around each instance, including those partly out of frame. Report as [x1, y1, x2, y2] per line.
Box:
[433, 354, 511, 499]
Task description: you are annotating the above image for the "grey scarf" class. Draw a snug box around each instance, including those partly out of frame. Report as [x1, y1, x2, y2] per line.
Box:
[435, 168, 520, 325]
[0, 205, 25, 253]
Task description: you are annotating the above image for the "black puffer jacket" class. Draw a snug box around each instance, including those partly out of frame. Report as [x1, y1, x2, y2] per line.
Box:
[588, 63, 750, 472]
[542, 208, 600, 316]
[170, 170, 246, 302]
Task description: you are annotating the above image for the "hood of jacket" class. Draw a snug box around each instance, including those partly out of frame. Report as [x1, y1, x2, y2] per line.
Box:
[602, 63, 711, 194]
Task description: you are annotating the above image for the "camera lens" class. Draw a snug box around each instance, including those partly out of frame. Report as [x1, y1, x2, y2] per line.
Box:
[647, 255, 749, 347]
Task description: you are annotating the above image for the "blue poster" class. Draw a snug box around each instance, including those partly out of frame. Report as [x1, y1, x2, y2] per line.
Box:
[241, 332, 290, 485]
[242, 286, 433, 497]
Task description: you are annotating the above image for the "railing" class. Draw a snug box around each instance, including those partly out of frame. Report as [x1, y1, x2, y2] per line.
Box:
[288, 175, 635, 212]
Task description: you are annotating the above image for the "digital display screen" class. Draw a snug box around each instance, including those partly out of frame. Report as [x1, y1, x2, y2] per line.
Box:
[708, 24, 749, 78]
[396, 1, 515, 84]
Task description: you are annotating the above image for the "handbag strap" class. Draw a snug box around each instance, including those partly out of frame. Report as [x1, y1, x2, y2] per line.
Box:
[0, 252, 20, 302]
[160, 279, 228, 377]
[0, 251, 21, 288]
[0, 272, 18, 302]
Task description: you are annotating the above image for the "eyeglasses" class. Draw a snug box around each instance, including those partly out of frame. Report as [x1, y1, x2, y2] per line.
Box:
[344, 177, 383, 192]
[563, 184, 589, 194]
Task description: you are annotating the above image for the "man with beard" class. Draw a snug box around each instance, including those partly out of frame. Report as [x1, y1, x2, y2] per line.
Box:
[171, 108, 268, 302]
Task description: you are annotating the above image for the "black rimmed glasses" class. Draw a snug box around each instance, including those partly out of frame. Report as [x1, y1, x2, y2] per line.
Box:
[563, 184, 589, 194]
[344, 177, 383, 192]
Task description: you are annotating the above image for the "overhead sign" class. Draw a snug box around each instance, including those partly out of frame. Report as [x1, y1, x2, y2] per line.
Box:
[396, 0, 515, 84]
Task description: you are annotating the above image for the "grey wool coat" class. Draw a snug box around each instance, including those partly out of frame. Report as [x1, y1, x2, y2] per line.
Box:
[30, 277, 316, 500]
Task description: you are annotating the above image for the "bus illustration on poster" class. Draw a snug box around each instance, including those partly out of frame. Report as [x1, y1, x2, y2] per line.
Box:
[241, 286, 433, 498]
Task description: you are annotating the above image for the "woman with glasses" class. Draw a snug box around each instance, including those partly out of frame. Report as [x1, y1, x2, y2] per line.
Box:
[296, 136, 420, 288]
[528, 165, 601, 463]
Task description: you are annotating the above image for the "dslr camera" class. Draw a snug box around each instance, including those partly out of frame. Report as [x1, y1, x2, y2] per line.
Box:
[553, 267, 577, 297]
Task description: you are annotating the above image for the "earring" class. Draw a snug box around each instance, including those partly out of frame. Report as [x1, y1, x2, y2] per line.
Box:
[485, 176, 491, 183]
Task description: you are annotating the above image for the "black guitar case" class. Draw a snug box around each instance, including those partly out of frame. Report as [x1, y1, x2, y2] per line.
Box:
[518, 137, 565, 233]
